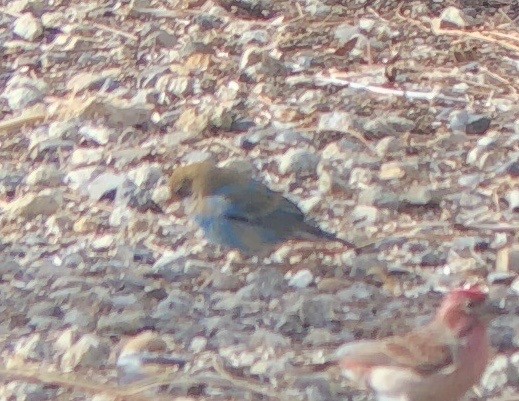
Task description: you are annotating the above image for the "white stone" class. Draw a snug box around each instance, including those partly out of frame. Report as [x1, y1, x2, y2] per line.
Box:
[13, 13, 43, 41]
[7, 189, 62, 219]
[79, 125, 112, 145]
[189, 336, 207, 353]
[278, 149, 319, 175]
[26, 164, 63, 186]
[70, 148, 103, 166]
[287, 269, 314, 288]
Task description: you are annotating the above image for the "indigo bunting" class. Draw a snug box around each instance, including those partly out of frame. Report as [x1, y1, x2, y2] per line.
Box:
[168, 161, 354, 254]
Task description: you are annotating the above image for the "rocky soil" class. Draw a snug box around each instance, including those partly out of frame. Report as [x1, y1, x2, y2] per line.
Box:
[0, 0, 518, 400]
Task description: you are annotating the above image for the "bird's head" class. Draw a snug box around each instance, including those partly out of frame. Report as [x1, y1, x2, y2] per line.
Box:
[437, 287, 503, 336]
[168, 161, 216, 201]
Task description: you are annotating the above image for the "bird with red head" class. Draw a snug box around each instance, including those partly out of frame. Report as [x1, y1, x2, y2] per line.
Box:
[336, 287, 503, 401]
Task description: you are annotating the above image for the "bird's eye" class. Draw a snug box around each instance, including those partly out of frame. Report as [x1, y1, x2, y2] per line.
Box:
[175, 178, 192, 197]
[465, 299, 482, 309]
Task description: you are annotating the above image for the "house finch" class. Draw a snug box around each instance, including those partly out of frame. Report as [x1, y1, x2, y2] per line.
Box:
[336, 288, 502, 401]
[168, 160, 353, 255]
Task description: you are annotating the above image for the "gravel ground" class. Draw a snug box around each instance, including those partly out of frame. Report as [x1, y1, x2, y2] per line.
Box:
[0, 0, 518, 400]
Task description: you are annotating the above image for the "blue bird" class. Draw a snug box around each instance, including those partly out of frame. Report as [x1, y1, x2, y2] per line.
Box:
[168, 161, 354, 255]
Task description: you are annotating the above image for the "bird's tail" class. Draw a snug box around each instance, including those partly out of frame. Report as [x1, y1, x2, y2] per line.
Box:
[297, 222, 356, 248]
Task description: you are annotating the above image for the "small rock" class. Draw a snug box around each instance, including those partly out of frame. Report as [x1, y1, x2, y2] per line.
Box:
[375, 136, 403, 157]
[120, 331, 166, 356]
[7, 189, 62, 219]
[67, 69, 121, 93]
[250, 360, 270, 375]
[238, 129, 271, 149]
[189, 336, 207, 353]
[246, 268, 284, 299]
[48, 120, 79, 139]
[358, 18, 376, 33]
[55, 328, 76, 352]
[308, 380, 335, 401]
[45, 214, 73, 236]
[351, 205, 378, 225]
[211, 271, 243, 291]
[303, 328, 334, 346]
[358, 186, 397, 209]
[316, 277, 350, 293]
[506, 189, 519, 211]
[239, 29, 269, 45]
[275, 130, 307, 144]
[479, 355, 510, 394]
[61, 334, 110, 371]
[41, 11, 65, 28]
[466, 117, 492, 135]
[318, 111, 351, 133]
[278, 149, 319, 175]
[127, 164, 162, 187]
[299, 295, 333, 328]
[30, 139, 74, 160]
[14, 333, 45, 360]
[400, 186, 437, 206]
[109, 147, 150, 168]
[26, 164, 63, 186]
[175, 108, 210, 137]
[487, 271, 515, 285]
[449, 110, 491, 135]
[8, 0, 45, 15]
[99, 97, 153, 128]
[249, 329, 291, 348]
[317, 167, 350, 193]
[72, 215, 100, 233]
[334, 23, 359, 45]
[287, 269, 314, 288]
[13, 13, 43, 41]
[510, 352, 519, 381]
[297, 195, 321, 214]
[69, 148, 103, 166]
[0, 260, 22, 279]
[108, 205, 133, 227]
[79, 125, 113, 145]
[496, 246, 519, 274]
[379, 162, 405, 180]
[91, 235, 114, 251]
[63, 308, 96, 329]
[361, 115, 414, 139]
[0, 170, 24, 196]
[337, 281, 376, 300]
[439, 6, 468, 29]
[421, 250, 448, 267]
[97, 311, 151, 334]
[151, 185, 170, 207]
[506, 161, 519, 177]
[87, 172, 126, 201]
[3, 86, 43, 110]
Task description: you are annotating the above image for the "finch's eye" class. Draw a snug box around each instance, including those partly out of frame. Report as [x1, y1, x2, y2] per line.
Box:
[175, 178, 192, 197]
[466, 299, 482, 309]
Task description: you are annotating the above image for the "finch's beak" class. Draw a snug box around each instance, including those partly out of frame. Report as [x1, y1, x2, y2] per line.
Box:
[474, 299, 507, 322]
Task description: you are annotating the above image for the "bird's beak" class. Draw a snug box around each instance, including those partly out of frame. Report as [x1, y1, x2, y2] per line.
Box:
[473, 299, 507, 322]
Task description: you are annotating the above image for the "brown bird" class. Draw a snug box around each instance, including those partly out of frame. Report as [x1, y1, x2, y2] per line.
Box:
[168, 160, 354, 255]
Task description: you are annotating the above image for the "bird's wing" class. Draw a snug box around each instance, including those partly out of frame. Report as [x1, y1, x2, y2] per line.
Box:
[212, 180, 304, 222]
[380, 329, 456, 375]
[337, 328, 456, 377]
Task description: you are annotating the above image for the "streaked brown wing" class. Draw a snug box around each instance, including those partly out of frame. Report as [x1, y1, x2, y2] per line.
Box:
[383, 328, 455, 375]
